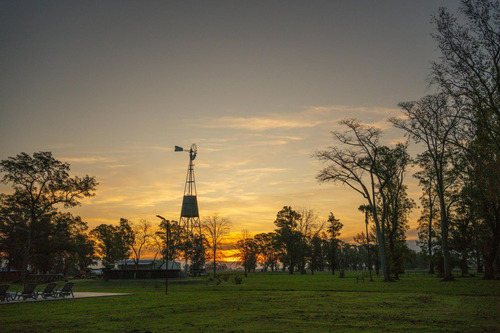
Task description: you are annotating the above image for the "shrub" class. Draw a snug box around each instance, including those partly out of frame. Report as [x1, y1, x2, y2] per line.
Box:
[234, 275, 243, 285]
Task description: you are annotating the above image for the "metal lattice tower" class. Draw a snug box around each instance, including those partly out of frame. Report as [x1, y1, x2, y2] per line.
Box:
[175, 144, 205, 273]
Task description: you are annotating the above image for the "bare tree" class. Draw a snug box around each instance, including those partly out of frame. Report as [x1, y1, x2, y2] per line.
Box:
[130, 220, 153, 269]
[202, 215, 231, 276]
[316, 119, 392, 281]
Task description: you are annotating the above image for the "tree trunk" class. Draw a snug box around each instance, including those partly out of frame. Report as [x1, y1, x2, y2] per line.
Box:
[373, 219, 391, 281]
[213, 246, 217, 277]
[428, 201, 435, 274]
[483, 230, 499, 280]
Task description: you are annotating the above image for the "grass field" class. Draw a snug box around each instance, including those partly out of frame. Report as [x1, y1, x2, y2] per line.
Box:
[2, 272, 499, 332]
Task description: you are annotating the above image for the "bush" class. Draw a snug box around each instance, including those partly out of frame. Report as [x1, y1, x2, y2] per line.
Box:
[234, 275, 243, 285]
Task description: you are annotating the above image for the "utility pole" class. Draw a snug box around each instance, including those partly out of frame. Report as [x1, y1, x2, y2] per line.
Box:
[156, 215, 170, 295]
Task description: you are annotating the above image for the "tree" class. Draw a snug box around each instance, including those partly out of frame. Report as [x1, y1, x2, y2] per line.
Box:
[357, 205, 373, 280]
[253, 232, 279, 272]
[431, 0, 500, 154]
[153, 220, 184, 269]
[0, 151, 97, 229]
[274, 206, 303, 274]
[130, 220, 153, 269]
[316, 119, 393, 281]
[297, 208, 324, 274]
[235, 230, 257, 277]
[202, 215, 231, 276]
[431, 0, 500, 279]
[375, 144, 414, 279]
[414, 152, 440, 274]
[90, 219, 133, 269]
[325, 212, 343, 275]
[460, 134, 500, 279]
[391, 94, 463, 280]
[0, 151, 97, 276]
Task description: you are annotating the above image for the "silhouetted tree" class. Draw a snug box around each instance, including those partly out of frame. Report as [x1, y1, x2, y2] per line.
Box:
[414, 152, 440, 274]
[274, 206, 302, 274]
[202, 215, 231, 276]
[235, 230, 257, 277]
[90, 219, 133, 269]
[0, 151, 97, 276]
[325, 212, 343, 275]
[130, 220, 153, 269]
[431, 0, 500, 279]
[391, 94, 463, 281]
[254, 232, 279, 272]
[316, 119, 393, 281]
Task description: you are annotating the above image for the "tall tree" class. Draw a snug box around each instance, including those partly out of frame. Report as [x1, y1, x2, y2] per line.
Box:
[391, 94, 463, 280]
[431, 0, 500, 279]
[316, 119, 393, 281]
[414, 152, 440, 274]
[357, 205, 373, 280]
[431, 0, 500, 154]
[274, 206, 302, 274]
[202, 215, 231, 276]
[325, 212, 343, 275]
[376, 143, 414, 279]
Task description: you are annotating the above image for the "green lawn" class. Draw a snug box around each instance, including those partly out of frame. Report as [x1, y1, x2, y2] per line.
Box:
[2, 272, 499, 332]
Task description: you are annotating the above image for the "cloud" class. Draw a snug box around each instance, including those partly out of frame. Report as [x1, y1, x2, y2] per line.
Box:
[59, 156, 115, 164]
[203, 116, 323, 130]
[236, 168, 287, 174]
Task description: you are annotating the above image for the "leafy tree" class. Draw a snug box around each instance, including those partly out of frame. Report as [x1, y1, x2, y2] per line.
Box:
[202, 215, 231, 276]
[460, 133, 500, 278]
[253, 232, 279, 272]
[414, 152, 440, 274]
[90, 219, 133, 269]
[0, 151, 97, 229]
[296, 209, 324, 274]
[309, 234, 325, 274]
[0, 152, 97, 276]
[325, 212, 343, 275]
[154, 220, 184, 269]
[274, 206, 303, 274]
[375, 144, 414, 279]
[391, 94, 463, 280]
[0, 193, 30, 272]
[235, 230, 257, 277]
[431, 0, 500, 154]
[431, 0, 500, 279]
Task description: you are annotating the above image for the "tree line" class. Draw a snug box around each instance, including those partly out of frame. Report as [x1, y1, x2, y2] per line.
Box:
[316, 0, 499, 281]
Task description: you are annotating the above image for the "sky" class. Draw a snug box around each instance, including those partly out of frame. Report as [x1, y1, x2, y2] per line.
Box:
[0, 1, 460, 242]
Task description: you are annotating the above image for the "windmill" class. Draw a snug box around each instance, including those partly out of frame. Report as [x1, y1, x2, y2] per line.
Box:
[175, 144, 205, 274]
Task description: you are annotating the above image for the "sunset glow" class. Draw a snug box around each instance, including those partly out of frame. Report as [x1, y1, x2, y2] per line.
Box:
[0, 1, 458, 243]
